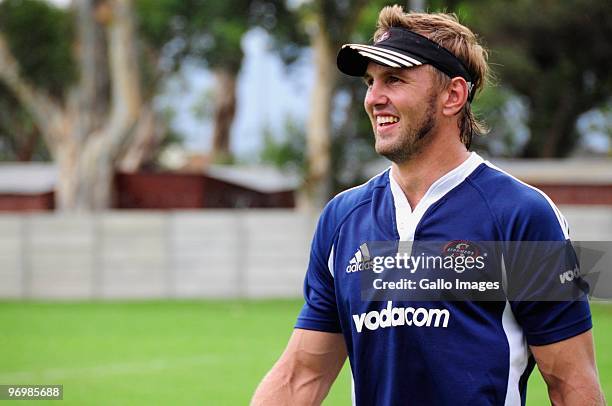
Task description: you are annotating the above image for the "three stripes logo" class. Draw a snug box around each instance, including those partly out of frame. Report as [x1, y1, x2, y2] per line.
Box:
[346, 43, 423, 69]
[346, 243, 374, 273]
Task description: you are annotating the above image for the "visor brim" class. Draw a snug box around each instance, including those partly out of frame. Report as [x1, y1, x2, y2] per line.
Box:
[337, 44, 426, 77]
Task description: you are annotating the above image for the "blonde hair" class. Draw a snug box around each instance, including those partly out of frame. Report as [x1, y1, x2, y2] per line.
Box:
[374, 5, 490, 148]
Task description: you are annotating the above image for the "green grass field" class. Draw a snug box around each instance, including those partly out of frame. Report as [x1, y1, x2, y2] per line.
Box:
[0, 300, 610, 405]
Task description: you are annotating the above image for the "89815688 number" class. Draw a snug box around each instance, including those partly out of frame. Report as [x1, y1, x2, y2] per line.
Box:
[0, 385, 63, 400]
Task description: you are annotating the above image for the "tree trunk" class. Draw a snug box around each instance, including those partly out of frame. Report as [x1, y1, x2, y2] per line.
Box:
[73, 0, 109, 140]
[522, 92, 579, 158]
[299, 0, 369, 208]
[210, 68, 237, 164]
[55, 0, 141, 210]
[55, 136, 114, 210]
[305, 25, 335, 207]
[0, 0, 143, 211]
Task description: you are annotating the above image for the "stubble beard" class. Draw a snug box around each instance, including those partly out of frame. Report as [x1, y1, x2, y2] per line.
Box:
[375, 93, 437, 164]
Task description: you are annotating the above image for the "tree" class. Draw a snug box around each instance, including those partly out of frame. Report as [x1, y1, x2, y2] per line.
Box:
[463, 0, 612, 157]
[0, 84, 50, 161]
[295, 0, 370, 207]
[0, 0, 305, 210]
[0, 0, 72, 162]
[0, 0, 161, 210]
[137, 0, 303, 164]
[136, 0, 240, 163]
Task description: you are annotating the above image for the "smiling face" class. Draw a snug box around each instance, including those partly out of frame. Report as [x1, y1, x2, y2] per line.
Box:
[363, 63, 441, 163]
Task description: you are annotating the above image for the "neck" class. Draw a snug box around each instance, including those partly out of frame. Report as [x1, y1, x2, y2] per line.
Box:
[391, 132, 469, 209]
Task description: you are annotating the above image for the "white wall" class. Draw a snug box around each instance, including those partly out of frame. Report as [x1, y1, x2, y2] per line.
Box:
[0, 210, 315, 299]
[0, 206, 610, 300]
[560, 206, 612, 240]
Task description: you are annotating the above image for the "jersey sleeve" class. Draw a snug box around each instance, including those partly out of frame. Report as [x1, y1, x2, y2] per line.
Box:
[503, 194, 592, 346]
[295, 209, 341, 333]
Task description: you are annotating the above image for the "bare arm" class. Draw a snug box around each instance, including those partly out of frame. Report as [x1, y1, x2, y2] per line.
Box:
[530, 330, 605, 405]
[251, 328, 347, 406]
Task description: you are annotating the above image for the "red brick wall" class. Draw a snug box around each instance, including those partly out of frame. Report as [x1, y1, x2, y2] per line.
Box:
[114, 172, 206, 209]
[114, 172, 295, 209]
[0, 192, 54, 212]
[532, 184, 612, 205]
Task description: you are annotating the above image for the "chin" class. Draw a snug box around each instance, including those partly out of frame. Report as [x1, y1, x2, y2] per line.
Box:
[375, 144, 401, 162]
[376, 139, 423, 164]
[375, 137, 401, 155]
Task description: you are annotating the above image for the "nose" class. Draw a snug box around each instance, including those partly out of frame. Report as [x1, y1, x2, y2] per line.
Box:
[364, 81, 389, 110]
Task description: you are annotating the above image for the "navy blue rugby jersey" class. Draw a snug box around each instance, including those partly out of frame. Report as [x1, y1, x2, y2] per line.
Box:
[295, 152, 592, 406]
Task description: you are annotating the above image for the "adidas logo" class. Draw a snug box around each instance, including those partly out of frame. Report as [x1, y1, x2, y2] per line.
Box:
[346, 243, 374, 273]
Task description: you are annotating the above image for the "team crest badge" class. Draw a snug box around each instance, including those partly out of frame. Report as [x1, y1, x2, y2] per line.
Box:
[442, 240, 481, 258]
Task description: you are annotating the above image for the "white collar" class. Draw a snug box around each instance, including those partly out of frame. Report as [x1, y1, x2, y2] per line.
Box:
[389, 152, 484, 240]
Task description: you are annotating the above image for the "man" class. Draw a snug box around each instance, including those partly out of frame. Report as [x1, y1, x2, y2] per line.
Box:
[252, 5, 604, 405]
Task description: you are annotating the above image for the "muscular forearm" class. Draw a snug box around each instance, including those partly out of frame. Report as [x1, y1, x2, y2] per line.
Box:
[545, 373, 605, 406]
[532, 331, 605, 406]
[251, 359, 334, 406]
[251, 329, 346, 406]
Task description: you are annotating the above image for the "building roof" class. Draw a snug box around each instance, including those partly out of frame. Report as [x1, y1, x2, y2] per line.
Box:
[205, 165, 300, 193]
[0, 162, 300, 195]
[0, 163, 57, 194]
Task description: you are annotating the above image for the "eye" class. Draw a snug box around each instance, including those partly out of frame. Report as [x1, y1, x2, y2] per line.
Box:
[363, 77, 373, 87]
[387, 76, 402, 84]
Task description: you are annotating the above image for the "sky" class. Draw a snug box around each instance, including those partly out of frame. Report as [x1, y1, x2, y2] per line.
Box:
[155, 28, 314, 159]
[47, 0, 69, 6]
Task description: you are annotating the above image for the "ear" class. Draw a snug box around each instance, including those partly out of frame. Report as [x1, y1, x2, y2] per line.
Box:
[441, 77, 469, 117]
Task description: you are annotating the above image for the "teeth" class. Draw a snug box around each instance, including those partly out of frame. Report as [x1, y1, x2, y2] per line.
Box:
[376, 116, 399, 124]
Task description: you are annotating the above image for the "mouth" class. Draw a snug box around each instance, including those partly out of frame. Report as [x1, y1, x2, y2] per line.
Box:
[375, 115, 400, 132]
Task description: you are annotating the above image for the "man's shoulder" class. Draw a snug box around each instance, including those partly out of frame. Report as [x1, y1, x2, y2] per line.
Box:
[471, 162, 551, 203]
[470, 162, 568, 239]
[317, 169, 388, 231]
[332, 169, 388, 207]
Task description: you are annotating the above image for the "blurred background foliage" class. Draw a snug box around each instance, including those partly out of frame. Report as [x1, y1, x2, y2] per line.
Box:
[0, 0, 74, 161]
[0, 0, 75, 95]
[0, 0, 610, 206]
